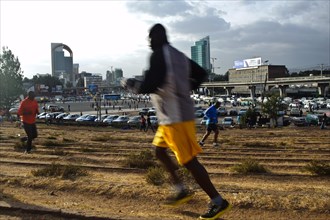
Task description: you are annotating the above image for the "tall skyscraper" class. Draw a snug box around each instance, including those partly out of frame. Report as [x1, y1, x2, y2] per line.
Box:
[191, 36, 211, 72]
[106, 68, 123, 86]
[51, 43, 73, 82]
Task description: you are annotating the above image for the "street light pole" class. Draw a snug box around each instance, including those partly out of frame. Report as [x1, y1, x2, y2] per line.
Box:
[320, 64, 324, 77]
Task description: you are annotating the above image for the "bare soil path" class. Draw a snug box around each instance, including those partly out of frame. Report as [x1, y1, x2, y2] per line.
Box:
[0, 122, 329, 219]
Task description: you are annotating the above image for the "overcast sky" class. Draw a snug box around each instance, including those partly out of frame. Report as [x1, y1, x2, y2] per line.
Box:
[1, 0, 329, 79]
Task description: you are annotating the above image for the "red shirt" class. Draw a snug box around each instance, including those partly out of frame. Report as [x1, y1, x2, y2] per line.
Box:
[17, 97, 39, 124]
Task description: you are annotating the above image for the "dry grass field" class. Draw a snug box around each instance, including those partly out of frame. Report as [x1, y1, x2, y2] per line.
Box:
[0, 121, 329, 220]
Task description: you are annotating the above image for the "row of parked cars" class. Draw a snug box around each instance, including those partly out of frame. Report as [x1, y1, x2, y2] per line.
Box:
[36, 112, 158, 127]
[196, 106, 329, 128]
[194, 107, 239, 118]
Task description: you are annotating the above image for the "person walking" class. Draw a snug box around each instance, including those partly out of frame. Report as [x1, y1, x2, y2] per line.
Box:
[199, 101, 221, 147]
[121, 23, 231, 220]
[140, 114, 146, 131]
[146, 114, 155, 133]
[17, 91, 39, 153]
[320, 113, 327, 129]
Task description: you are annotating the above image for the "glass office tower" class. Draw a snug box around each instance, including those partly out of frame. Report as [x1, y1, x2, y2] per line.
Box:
[191, 36, 211, 72]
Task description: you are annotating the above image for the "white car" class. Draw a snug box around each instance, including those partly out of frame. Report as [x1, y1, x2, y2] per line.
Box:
[63, 114, 80, 121]
[221, 117, 234, 127]
[303, 102, 317, 110]
[94, 115, 108, 122]
[103, 115, 119, 124]
[327, 103, 330, 109]
[37, 112, 47, 119]
[290, 108, 301, 116]
[55, 112, 69, 119]
[75, 114, 90, 122]
[112, 116, 129, 124]
[149, 116, 158, 125]
[9, 107, 19, 114]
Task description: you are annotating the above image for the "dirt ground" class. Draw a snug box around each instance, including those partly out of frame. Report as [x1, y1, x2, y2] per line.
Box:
[0, 121, 329, 220]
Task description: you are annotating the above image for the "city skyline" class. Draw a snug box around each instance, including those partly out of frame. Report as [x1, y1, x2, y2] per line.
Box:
[1, 1, 329, 80]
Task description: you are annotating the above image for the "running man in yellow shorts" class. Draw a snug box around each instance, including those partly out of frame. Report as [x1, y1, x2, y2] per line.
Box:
[121, 23, 231, 219]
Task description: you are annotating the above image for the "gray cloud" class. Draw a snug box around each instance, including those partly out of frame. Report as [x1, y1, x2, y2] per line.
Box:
[126, 1, 193, 17]
[208, 19, 329, 71]
[169, 12, 231, 35]
[101, 0, 330, 74]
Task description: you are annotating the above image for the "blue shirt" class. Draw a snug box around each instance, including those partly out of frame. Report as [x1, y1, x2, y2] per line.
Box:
[204, 105, 218, 125]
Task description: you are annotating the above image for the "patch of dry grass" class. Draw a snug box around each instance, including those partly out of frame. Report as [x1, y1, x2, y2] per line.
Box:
[231, 158, 269, 174]
[31, 163, 88, 179]
[302, 160, 330, 176]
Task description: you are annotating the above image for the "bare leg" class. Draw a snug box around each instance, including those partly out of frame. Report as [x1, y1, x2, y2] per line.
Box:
[213, 129, 219, 143]
[155, 146, 181, 185]
[184, 157, 220, 199]
[200, 130, 211, 143]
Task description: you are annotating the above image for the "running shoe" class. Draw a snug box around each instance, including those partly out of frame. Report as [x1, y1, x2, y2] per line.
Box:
[199, 141, 205, 147]
[164, 190, 194, 207]
[212, 143, 219, 147]
[199, 199, 231, 220]
[20, 137, 28, 142]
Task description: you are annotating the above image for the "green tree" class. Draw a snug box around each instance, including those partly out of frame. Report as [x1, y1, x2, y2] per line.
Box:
[213, 72, 229, 81]
[32, 74, 63, 93]
[66, 81, 73, 88]
[261, 94, 285, 127]
[0, 47, 24, 111]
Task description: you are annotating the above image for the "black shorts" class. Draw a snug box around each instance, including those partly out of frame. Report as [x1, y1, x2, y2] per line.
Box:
[23, 123, 38, 140]
[206, 124, 218, 132]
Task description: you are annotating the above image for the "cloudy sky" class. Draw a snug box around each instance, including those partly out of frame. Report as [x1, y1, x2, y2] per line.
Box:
[1, 0, 329, 79]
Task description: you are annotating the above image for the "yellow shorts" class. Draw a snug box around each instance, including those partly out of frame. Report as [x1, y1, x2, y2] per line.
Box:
[152, 120, 202, 165]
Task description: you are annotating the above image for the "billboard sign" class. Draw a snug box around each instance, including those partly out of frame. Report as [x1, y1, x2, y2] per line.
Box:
[234, 60, 244, 69]
[234, 57, 262, 69]
[88, 84, 98, 94]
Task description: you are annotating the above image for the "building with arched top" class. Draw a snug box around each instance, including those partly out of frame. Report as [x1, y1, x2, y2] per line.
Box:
[51, 43, 74, 84]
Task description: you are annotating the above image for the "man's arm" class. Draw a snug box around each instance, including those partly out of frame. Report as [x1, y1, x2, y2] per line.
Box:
[189, 60, 208, 90]
[139, 48, 166, 94]
[121, 48, 166, 94]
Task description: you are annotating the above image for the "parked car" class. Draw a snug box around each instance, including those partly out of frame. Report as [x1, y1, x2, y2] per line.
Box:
[305, 114, 319, 126]
[63, 113, 80, 121]
[238, 108, 248, 116]
[103, 115, 119, 124]
[291, 117, 307, 126]
[149, 116, 158, 125]
[217, 108, 228, 116]
[55, 112, 69, 120]
[83, 115, 97, 122]
[127, 116, 141, 127]
[194, 109, 205, 118]
[112, 116, 129, 125]
[221, 117, 234, 127]
[290, 107, 301, 116]
[9, 107, 19, 115]
[147, 109, 156, 116]
[46, 104, 64, 112]
[75, 114, 90, 122]
[45, 112, 62, 120]
[94, 114, 108, 122]
[139, 108, 150, 115]
[229, 109, 238, 116]
[37, 112, 47, 119]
